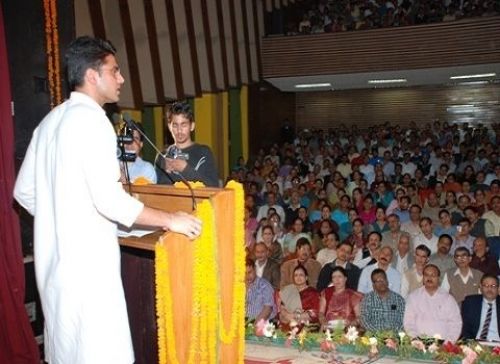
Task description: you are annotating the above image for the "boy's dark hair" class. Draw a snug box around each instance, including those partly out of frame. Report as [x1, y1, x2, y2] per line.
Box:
[167, 102, 194, 123]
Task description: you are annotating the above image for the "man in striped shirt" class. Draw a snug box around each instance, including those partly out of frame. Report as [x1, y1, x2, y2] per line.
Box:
[246, 258, 277, 322]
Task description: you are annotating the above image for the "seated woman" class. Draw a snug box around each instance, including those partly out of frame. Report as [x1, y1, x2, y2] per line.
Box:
[369, 207, 389, 234]
[282, 217, 312, 258]
[278, 265, 320, 330]
[318, 266, 364, 331]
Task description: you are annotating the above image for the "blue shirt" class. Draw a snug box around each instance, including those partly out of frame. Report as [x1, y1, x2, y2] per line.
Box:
[246, 277, 276, 320]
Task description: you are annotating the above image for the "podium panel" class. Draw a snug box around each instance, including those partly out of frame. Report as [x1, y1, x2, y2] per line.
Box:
[120, 183, 244, 364]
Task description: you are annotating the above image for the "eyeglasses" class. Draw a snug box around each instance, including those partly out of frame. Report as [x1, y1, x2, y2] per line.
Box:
[482, 284, 498, 289]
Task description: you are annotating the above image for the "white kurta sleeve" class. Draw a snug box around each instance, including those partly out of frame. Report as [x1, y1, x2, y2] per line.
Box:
[14, 130, 37, 215]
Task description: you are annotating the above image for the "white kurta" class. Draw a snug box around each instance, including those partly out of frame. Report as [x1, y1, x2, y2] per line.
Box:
[14, 92, 144, 364]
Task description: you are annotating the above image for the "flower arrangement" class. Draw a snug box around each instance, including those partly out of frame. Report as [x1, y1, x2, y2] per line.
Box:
[245, 323, 500, 363]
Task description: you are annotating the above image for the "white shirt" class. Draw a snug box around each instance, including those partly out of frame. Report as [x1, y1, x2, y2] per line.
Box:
[477, 299, 500, 342]
[358, 263, 402, 294]
[316, 248, 337, 267]
[123, 156, 157, 183]
[255, 260, 267, 278]
[394, 253, 410, 275]
[14, 92, 143, 364]
[413, 233, 438, 255]
[441, 268, 476, 291]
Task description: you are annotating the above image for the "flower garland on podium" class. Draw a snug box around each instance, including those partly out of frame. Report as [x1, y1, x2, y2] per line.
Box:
[155, 180, 245, 364]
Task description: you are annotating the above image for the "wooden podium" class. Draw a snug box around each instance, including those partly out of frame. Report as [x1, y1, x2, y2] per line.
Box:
[119, 184, 244, 364]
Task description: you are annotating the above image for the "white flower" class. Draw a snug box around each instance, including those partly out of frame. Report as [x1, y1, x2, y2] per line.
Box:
[289, 320, 298, 328]
[325, 329, 333, 341]
[428, 343, 439, 354]
[369, 337, 378, 346]
[474, 344, 483, 353]
[345, 326, 359, 343]
[398, 332, 406, 340]
[433, 333, 442, 341]
[263, 322, 275, 337]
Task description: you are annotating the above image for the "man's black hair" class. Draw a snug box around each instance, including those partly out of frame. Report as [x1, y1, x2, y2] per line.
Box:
[65, 36, 117, 90]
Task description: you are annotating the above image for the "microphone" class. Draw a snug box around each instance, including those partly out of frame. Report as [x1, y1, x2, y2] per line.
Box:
[122, 112, 197, 211]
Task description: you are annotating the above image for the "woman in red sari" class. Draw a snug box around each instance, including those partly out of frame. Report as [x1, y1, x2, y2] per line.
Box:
[319, 266, 363, 331]
[278, 265, 320, 330]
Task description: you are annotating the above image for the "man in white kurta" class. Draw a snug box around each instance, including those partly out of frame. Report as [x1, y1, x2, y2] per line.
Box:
[14, 36, 201, 364]
[403, 264, 462, 342]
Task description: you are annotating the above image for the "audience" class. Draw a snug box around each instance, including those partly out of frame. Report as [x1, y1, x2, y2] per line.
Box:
[270, 0, 500, 36]
[242, 121, 499, 339]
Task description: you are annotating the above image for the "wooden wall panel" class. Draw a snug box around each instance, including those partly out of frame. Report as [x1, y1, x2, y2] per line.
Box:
[172, 0, 196, 97]
[295, 84, 500, 130]
[191, 0, 211, 92]
[208, 0, 227, 90]
[75, 0, 262, 107]
[75, 1, 92, 36]
[152, 0, 177, 100]
[262, 17, 500, 78]
[234, 0, 249, 84]
[129, 0, 157, 104]
[248, 82, 296, 154]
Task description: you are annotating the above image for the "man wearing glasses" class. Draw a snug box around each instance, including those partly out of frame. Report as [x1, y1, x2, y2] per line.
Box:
[441, 247, 483, 305]
[461, 274, 500, 341]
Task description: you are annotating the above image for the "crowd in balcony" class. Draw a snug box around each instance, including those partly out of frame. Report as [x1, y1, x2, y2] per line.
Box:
[240, 120, 500, 340]
[266, 0, 500, 35]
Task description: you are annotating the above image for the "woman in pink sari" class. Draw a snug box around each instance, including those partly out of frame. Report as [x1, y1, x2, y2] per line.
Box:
[319, 266, 363, 331]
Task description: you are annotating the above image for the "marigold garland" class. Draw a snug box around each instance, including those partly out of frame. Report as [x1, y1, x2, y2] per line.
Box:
[42, 0, 62, 108]
[155, 200, 217, 363]
[155, 180, 245, 363]
[219, 181, 246, 361]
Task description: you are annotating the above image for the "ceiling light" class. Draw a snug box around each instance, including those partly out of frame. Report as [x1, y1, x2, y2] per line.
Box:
[450, 73, 496, 80]
[294, 83, 331, 89]
[368, 78, 407, 84]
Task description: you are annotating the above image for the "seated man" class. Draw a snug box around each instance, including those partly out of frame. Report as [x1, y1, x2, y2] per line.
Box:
[360, 269, 405, 333]
[245, 258, 276, 322]
[404, 264, 462, 342]
[441, 247, 483, 305]
[119, 122, 157, 184]
[280, 238, 322, 289]
[461, 274, 500, 341]
[400, 244, 431, 299]
[391, 233, 414, 275]
[317, 241, 361, 291]
[253, 242, 280, 290]
[428, 234, 455, 278]
[357, 246, 401, 294]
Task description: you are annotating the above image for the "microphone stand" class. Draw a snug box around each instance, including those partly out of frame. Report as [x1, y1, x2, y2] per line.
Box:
[123, 114, 197, 211]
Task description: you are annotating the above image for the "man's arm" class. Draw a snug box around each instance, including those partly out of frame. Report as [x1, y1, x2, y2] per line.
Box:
[165, 145, 219, 187]
[135, 206, 201, 240]
[255, 306, 273, 323]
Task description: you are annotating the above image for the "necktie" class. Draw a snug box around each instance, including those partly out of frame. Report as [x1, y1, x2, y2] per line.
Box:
[479, 303, 493, 340]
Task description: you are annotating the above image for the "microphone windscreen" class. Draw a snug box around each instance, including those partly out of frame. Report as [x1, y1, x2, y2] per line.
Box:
[111, 113, 121, 125]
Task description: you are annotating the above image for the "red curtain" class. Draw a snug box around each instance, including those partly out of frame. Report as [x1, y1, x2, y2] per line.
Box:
[0, 3, 40, 363]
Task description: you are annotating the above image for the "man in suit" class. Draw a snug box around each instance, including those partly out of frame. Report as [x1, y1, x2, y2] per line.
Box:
[461, 274, 500, 341]
[253, 242, 280, 290]
[316, 241, 361, 291]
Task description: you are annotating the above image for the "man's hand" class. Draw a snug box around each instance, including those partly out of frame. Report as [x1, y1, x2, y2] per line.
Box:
[165, 211, 202, 239]
[164, 158, 188, 173]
